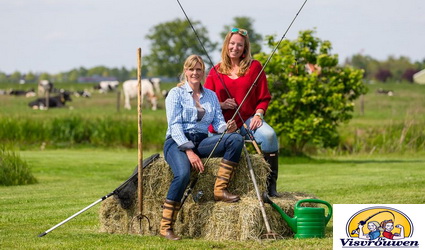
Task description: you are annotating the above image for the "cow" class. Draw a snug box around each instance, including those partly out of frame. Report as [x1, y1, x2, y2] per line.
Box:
[149, 77, 161, 95]
[9, 88, 36, 97]
[28, 91, 72, 110]
[38, 80, 54, 97]
[94, 81, 120, 93]
[122, 79, 158, 110]
[376, 88, 394, 96]
[73, 90, 91, 98]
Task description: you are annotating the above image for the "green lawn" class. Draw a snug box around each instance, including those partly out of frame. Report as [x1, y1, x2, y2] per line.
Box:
[1, 81, 424, 249]
[1, 149, 424, 249]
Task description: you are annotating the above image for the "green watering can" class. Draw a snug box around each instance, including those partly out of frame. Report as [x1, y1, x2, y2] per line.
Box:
[263, 193, 332, 239]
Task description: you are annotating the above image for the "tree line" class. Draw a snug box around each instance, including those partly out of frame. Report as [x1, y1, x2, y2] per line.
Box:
[0, 17, 423, 84]
[344, 54, 425, 83]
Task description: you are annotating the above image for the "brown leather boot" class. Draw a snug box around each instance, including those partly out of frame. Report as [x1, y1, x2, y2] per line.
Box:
[159, 199, 181, 240]
[214, 159, 240, 203]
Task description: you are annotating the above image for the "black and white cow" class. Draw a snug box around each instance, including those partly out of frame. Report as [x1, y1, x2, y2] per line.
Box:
[149, 77, 161, 95]
[376, 88, 394, 96]
[38, 80, 54, 97]
[9, 88, 36, 97]
[94, 81, 120, 93]
[73, 90, 91, 98]
[28, 91, 72, 110]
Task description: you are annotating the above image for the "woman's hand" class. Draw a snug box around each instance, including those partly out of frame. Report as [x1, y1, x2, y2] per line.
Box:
[186, 149, 204, 173]
[226, 120, 238, 133]
[249, 115, 263, 130]
[221, 98, 237, 110]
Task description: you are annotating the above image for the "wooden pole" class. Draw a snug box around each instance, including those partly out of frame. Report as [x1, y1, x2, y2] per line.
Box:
[116, 90, 121, 112]
[137, 48, 144, 222]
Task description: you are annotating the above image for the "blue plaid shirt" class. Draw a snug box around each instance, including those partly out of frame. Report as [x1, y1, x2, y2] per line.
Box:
[165, 82, 226, 149]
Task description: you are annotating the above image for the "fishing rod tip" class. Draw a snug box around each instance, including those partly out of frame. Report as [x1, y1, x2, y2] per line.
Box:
[37, 232, 47, 237]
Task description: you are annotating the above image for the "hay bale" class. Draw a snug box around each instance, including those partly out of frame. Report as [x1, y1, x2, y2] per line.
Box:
[141, 154, 269, 203]
[99, 154, 318, 240]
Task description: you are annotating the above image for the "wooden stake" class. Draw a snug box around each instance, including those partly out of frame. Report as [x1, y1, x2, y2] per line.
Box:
[137, 48, 144, 221]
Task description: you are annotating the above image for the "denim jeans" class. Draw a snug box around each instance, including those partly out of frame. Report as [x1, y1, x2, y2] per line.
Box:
[163, 132, 243, 202]
[240, 116, 279, 153]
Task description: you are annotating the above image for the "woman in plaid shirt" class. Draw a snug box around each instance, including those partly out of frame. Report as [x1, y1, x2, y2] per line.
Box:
[160, 55, 244, 240]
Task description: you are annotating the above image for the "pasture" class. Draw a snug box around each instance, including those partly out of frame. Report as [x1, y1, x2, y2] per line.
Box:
[1, 81, 424, 153]
[1, 150, 424, 249]
[0, 81, 425, 249]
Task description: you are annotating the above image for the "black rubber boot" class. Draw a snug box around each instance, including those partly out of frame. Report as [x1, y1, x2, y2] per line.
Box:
[264, 151, 281, 197]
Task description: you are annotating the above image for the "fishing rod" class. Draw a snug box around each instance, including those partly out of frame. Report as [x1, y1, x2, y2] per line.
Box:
[351, 210, 396, 235]
[177, 0, 261, 155]
[179, 0, 308, 206]
[37, 154, 159, 237]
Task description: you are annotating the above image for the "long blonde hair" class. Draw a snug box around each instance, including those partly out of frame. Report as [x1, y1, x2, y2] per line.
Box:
[177, 55, 206, 87]
[218, 29, 252, 76]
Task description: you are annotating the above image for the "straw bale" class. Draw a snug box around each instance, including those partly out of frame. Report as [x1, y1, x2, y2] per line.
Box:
[99, 154, 318, 240]
[141, 154, 269, 203]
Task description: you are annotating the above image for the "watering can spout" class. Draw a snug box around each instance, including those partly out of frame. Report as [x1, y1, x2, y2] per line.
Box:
[262, 192, 298, 232]
[263, 193, 333, 239]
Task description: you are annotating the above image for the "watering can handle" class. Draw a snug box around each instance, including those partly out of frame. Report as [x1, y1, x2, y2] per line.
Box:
[296, 199, 333, 225]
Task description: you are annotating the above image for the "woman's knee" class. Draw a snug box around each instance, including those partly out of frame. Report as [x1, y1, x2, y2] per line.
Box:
[256, 126, 277, 142]
[228, 133, 244, 148]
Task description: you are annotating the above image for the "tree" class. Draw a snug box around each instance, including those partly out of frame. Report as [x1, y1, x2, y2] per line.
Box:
[402, 68, 419, 83]
[375, 69, 392, 82]
[87, 66, 109, 77]
[344, 54, 378, 80]
[78, 67, 88, 77]
[382, 56, 414, 82]
[120, 66, 131, 81]
[221, 16, 262, 55]
[39, 72, 51, 81]
[0, 72, 8, 83]
[346, 54, 419, 82]
[25, 72, 36, 83]
[254, 30, 367, 154]
[9, 71, 22, 83]
[145, 18, 217, 78]
[67, 69, 79, 82]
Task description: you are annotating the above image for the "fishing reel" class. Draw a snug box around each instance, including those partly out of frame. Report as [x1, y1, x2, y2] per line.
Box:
[351, 220, 366, 235]
[192, 190, 204, 203]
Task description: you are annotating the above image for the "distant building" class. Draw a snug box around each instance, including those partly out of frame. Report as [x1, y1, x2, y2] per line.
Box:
[413, 69, 425, 84]
[77, 75, 118, 83]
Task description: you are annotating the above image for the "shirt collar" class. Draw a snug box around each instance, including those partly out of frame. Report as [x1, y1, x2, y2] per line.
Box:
[184, 81, 204, 95]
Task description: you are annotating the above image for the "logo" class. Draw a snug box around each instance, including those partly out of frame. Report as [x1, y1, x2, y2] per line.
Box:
[334, 205, 422, 249]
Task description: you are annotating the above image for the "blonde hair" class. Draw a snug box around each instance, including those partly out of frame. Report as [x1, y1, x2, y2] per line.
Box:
[178, 55, 206, 87]
[218, 30, 252, 76]
[368, 221, 384, 232]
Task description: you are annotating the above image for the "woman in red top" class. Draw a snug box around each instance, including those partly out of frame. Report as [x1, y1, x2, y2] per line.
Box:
[204, 28, 280, 197]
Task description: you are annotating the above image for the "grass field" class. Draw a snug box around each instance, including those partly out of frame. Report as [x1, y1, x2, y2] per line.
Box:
[1, 81, 425, 249]
[1, 149, 424, 249]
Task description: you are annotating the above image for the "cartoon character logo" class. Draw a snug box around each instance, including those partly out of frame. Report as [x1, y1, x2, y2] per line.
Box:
[347, 207, 413, 240]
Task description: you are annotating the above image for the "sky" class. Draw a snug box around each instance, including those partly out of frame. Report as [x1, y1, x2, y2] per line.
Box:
[0, 0, 424, 74]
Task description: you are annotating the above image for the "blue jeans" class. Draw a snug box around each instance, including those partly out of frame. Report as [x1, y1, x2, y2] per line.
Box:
[240, 116, 279, 153]
[163, 132, 243, 202]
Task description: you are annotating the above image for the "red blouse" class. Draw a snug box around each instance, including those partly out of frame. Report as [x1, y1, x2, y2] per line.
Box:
[204, 60, 271, 130]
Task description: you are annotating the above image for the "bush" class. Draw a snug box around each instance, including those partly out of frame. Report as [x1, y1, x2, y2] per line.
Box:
[255, 30, 367, 154]
[0, 146, 38, 186]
